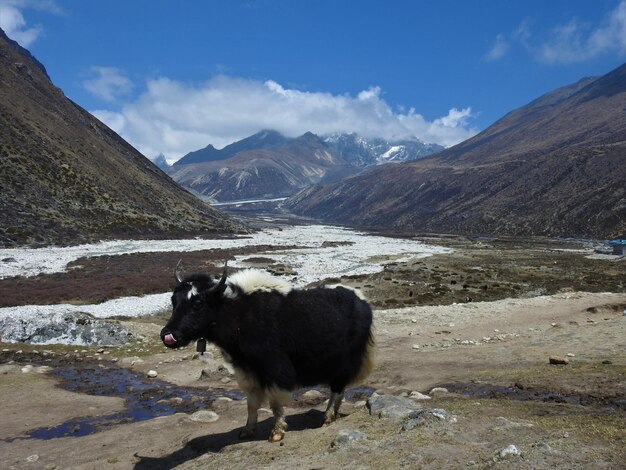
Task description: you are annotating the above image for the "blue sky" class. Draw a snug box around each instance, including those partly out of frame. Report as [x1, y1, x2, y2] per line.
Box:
[2, 1, 626, 162]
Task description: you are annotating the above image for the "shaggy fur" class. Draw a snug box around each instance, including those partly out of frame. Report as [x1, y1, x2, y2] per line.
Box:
[161, 268, 374, 442]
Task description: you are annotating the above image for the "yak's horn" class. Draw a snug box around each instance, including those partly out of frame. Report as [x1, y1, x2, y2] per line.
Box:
[209, 261, 228, 294]
[174, 259, 183, 283]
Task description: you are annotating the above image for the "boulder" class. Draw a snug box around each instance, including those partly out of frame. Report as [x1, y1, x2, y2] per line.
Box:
[367, 394, 422, 419]
[0, 310, 133, 346]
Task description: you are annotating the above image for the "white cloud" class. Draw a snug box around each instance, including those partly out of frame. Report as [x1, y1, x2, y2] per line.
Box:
[92, 75, 479, 162]
[83, 66, 134, 103]
[538, 0, 626, 64]
[483, 34, 509, 62]
[0, 0, 61, 47]
[0, 2, 42, 47]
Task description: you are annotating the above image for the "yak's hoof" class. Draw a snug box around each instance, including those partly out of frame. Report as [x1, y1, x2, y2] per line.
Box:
[238, 428, 255, 440]
[323, 413, 336, 426]
[269, 430, 285, 442]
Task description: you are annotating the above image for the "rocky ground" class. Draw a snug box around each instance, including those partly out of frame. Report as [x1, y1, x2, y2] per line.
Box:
[0, 235, 624, 469]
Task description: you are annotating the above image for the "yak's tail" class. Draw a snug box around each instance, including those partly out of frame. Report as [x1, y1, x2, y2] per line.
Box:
[352, 329, 375, 386]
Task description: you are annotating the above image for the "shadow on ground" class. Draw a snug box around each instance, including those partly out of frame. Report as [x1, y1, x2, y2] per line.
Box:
[134, 409, 325, 470]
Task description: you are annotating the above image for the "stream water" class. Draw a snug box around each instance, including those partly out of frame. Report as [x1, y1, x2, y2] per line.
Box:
[4, 355, 375, 441]
[4, 360, 241, 442]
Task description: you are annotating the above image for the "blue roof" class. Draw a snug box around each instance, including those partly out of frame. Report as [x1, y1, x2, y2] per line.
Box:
[609, 239, 626, 245]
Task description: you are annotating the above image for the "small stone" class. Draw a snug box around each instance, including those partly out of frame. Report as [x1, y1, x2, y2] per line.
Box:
[21, 365, 33, 373]
[214, 396, 233, 403]
[147, 370, 158, 378]
[26, 454, 39, 462]
[408, 391, 432, 400]
[533, 442, 552, 452]
[302, 389, 324, 401]
[220, 377, 231, 384]
[411, 344, 420, 350]
[367, 394, 422, 419]
[602, 360, 613, 365]
[429, 387, 449, 396]
[549, 356, 569, 365]
[566, 353, 576, 358]
[411, 319, 417, 323]
[403, 408, 457, 431]
[190, 410, 219, 423]
[499, 444, 521, 458]
[331, 429, 367, 447]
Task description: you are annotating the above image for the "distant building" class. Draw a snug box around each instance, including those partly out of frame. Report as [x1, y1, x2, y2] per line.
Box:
[608, 239, 626, 255]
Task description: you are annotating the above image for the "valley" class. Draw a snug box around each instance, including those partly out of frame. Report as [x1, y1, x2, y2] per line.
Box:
[0, 221, 624, 469]
[0, 9, 625, 468]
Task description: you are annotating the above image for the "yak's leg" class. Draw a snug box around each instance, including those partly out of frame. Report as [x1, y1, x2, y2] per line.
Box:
[239, 388, 264, 439]
[267, 388, 291, 442]
[323, 390, 345, 425]
[235, 368, 265, 440]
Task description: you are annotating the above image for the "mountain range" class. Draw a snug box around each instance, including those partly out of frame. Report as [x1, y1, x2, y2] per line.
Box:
[0, 28, 242, 247]
[167, 131, 442, 201]
[285, 65, 626, 239]
[167, 132, 357, 201]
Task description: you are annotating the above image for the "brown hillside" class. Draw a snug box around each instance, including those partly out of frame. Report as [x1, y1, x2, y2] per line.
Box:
[0, 28, 243, 247]
[286, 66, 626, 239]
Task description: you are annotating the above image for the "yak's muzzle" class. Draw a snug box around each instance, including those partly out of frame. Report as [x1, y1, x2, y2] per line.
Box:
[162, 332, 177, 347]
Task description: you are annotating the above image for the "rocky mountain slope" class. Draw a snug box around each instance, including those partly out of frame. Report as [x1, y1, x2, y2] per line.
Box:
[0, 28, 242, 247]
[323, 133, 443, 166]
[169, 131, 442, 202]
[286, 65, 626, 239]
[167, 132, 357, 201]
[173, 129, 290, 166]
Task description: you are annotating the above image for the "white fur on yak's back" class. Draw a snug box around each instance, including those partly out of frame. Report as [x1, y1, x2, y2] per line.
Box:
[225, 269, 293, 298]
[326, 284, 367, 301]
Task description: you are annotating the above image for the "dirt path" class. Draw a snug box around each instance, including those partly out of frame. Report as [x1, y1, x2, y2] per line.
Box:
[1, 291, 624, 469]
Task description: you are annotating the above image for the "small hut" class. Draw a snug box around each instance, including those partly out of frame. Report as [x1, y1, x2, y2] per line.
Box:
[608, 239, 626, 255]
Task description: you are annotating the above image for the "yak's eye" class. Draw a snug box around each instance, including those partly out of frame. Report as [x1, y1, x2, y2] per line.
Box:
[191, 299, 202, 311]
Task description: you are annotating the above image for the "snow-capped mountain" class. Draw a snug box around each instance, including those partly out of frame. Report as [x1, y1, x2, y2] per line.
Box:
[322, 133, 444, 166]
[167, 130, 444, 202]
[167, 132, 356, 202]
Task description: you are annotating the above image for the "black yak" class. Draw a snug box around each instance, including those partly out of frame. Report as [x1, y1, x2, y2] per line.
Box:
[160, 264, 374, 442]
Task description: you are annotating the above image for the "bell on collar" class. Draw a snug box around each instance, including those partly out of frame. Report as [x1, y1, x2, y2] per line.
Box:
[196, 338, 207, 355]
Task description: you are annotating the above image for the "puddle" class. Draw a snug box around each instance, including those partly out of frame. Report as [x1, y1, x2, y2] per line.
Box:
[5, 361, 242, 442]
[345, 385, 376, 401]
[440, 383, 626, 410]
[4, 356, 374, 441]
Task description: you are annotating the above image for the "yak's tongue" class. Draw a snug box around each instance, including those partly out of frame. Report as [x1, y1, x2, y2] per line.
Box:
[163, 333, 177, 346]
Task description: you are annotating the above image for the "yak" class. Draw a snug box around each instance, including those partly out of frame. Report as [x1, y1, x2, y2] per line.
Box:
[160, 263, 374, 442]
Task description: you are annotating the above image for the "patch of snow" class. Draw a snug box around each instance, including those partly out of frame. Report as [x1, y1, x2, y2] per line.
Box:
[378, 145, 403, 162]
[0, 226, 451, 343]
[211, 197, 288, 206]
[0, 225, 449, 280]
[0, 293, 171, 320]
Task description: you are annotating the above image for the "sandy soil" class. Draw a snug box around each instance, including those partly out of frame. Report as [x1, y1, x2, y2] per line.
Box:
[0, 238, 625, 469]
